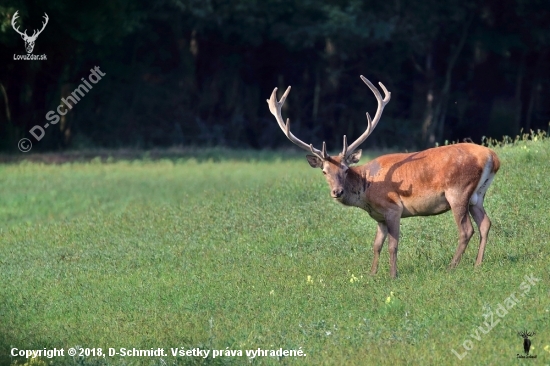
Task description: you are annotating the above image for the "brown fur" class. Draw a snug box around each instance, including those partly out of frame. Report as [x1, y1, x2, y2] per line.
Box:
[267, 76, 500, 278]
[316, 143, 500, 278]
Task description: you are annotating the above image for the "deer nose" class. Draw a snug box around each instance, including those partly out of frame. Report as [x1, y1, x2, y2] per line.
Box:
[332, 188, 344, 198]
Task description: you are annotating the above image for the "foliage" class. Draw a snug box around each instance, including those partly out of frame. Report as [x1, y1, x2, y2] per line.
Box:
[0, 0, 549, 151]
[482, 126, 549, 148]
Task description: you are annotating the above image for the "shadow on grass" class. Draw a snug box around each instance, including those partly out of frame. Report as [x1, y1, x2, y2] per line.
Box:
[0, 147, 304, 165]
[0, 331, 12, 366]
[0, 147, 395, 165]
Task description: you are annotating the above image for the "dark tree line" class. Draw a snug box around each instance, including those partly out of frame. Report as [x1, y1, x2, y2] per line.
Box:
[0, 0, 549, 152]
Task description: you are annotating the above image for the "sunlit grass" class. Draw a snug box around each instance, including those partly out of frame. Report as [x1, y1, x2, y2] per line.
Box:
[1, 136, 549, 365]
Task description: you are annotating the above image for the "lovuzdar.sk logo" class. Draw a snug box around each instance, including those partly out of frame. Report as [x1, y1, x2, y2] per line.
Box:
[11, 10, 48, 61]
[517, 331, 537, 359]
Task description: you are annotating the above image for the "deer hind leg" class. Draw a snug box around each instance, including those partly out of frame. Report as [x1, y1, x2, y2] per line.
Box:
[469, 172, 496, 266]
[448, 196, 475, 269]
[370, 222, 388, 275]
[469, 204, 491, 266]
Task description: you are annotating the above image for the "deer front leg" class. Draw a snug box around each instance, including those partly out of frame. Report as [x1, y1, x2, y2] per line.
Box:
[385, 214, 401, 279]
[370, 222, 388, 275]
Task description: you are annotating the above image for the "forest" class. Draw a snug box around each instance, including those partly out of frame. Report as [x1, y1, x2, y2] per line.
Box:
[0, 0, 549, 152]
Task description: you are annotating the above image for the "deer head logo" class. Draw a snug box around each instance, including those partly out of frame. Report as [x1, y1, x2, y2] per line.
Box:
[11, 11, 49, 54]
[518, 330, 535, 355]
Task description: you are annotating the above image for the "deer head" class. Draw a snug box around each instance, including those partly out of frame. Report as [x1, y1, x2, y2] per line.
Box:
[266, 76, 390, 200]
[12, 11, 49, 54]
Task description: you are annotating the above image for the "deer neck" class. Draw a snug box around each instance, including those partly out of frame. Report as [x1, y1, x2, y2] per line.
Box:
[341, 166, 369, 207]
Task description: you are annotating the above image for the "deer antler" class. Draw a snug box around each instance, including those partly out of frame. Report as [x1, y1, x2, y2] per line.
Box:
[31, 13, 49, 40]
[267, 87, 327, 160]
[518, 330, 535, 338]
[11, 11, 48, 40]
[343, 76, 391, 157]
[11, 11, 27, 38]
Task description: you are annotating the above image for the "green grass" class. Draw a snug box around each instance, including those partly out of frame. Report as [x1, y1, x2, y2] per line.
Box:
[0, 139, 549, 366]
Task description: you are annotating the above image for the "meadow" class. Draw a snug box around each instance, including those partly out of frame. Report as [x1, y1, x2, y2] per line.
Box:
[0, 137, 549, 366]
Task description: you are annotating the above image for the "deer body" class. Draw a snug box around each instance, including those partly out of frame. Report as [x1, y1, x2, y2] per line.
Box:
[267, 76, 500, 278]
[341, 144, 499, 218]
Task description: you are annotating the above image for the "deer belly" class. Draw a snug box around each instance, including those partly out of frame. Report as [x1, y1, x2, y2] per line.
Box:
[401, 194, 450, 217]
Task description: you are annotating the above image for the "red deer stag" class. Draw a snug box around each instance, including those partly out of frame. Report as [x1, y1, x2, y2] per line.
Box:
[266, 75, 500, 278]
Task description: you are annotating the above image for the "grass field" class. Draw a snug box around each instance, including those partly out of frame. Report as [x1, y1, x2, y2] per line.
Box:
[1, 138, 549, 366]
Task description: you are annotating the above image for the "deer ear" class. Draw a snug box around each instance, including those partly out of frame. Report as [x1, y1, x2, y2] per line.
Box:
[345, 149, 362, 165]
[306, 155, 323, 168]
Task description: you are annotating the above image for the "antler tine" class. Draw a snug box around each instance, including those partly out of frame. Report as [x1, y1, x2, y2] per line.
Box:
[11, 11, 27, 37]
[341, 135, 348, 157]
[33, 13, 49, 38]
[267, 87, 326, 160]
[344, 75, 391, 157]
[378, 81, 391, 103]
[365, 112, 373, 137]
